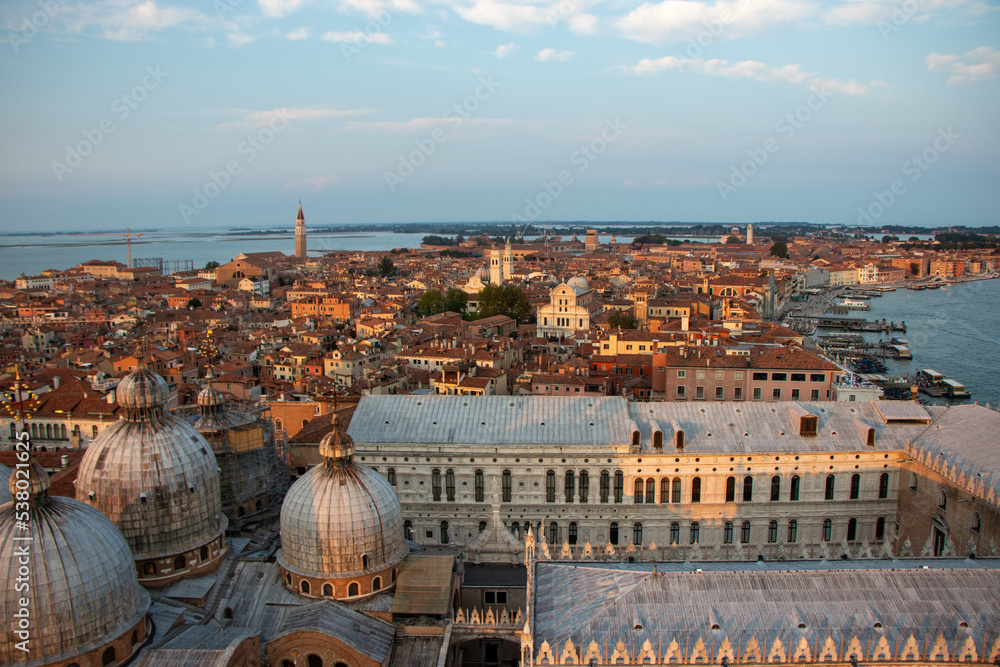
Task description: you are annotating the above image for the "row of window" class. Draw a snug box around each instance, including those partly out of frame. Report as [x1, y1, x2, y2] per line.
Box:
[9, 422, 98, 440]
[395, 468, 892, 505]
[492, 517, 888, 547]
[676, 386, 824, 401]
[671, 370, 827, 382]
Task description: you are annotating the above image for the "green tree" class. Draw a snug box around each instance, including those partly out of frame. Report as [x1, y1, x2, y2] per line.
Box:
[444, 288, 469, 314]
[186, 297, 202, 309]
[607, 311, 639, 329]
[909, 262, 920, 276]
[378, 256, 396, 278]
[416, 289, 445, 316]
[477, 283, 532, 322]
[725, 235, 741, 244]
[769, 240, 789, 259]
[204, 261, 219, 269]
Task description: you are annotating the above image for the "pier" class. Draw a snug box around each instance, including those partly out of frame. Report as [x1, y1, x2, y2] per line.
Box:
[806, 315, 906, 333]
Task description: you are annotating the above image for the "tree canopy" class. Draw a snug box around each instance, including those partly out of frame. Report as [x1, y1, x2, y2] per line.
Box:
[769, 240, 789, 259]
[476, 283, 532, 322]
[378, 256, 396, 278]
[444, 288, 469, 314]
[607, 311, 639, 329]
[725, 235, 742, 244]
[415, 290, 445, 316]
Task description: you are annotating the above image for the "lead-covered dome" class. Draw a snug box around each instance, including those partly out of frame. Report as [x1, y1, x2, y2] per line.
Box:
[1, 460, 150, 667]
[77, 365, 228, 585]
[279, 417, 406, 599]
[567, 276, 588, 290]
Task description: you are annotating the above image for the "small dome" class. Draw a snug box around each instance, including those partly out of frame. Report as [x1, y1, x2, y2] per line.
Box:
[116, 364, 170, 415]
[567, 276, 589, 290]
[198, 382, 225, 408]
[0, 464, 149, 666]
[8, 458, 48, 505]
[280, 419, 406, 592]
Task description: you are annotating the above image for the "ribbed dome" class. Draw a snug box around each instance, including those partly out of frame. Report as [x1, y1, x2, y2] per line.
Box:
[116, 364, 170, 417]
[77, 367, 226, 561]
[0, 465, 149, 667]
[280, 443, 406, 582]
[318, 415, 354, 459]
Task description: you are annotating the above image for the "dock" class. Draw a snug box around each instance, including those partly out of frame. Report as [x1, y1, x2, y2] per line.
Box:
[812, 315, 906, 333]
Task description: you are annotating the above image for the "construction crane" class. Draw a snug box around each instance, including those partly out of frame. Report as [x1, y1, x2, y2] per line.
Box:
[86, 228, 144, 267]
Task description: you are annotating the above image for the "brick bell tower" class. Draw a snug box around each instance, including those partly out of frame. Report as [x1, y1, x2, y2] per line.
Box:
[295, 201, 307, 259]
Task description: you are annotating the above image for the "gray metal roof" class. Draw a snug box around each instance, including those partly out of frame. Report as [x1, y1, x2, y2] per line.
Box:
[135, 626, 257, 667]
[276, 600, 395, 662]
[531, 559, 1000, 656]
[349, 395, 633, 446]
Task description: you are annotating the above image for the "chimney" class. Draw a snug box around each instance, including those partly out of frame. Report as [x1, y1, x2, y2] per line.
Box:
[681, 315, 689, 331]
[60, 455, 69, 468]
[53, 376, 61, 389]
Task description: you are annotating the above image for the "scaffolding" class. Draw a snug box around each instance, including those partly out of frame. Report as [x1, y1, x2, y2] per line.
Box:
[133, 258, 195, 274]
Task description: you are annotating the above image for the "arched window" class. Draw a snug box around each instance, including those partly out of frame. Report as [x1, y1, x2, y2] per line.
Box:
[972, 512, 982, 533]
[546, 470, 556, 503]
[723, 521, 734, 544]
[549, 521, 559, 544]
[440, 521, 450, 544]
[878, 472, 889, 499]
[348, 582, 359, 597]
[725, 476, 736, 503]
[653, 431, 663, 449]
[200, 545, 209, 560]
[274, 418, 283, 431]
[102, 647, 116, 666]
[937, 490, 947, 510]
[301, 580, 310, 594]
[634, 478, 644, 503]
[478, 521, 487, 533]
[403, 520, 413, 540]
[825, 474, 836, 500]
[822, 518, 832, 542]
[510, 521, 520, 538]
[671, 477, 681, 504]
[431, 469, 442, 501]
[174, 556, 186, 571]
[614, 470, 624, 503]
[743, 476, 753, 502]
[445, 469, 456, 501]
[475, 469, 485, 502]
[875, 517, 885, 540]
[661, 477, 670, 504]
[691, 477, 701, 503]
[609, 522, 619, 545]
[569, 522, 578, 544]
[790, 475, 801, 501]
[387, 468, 396, 485]
[689, 522, 700, 544]
[579, 470, 589, 503]
[301, 419, 309, 428]
[847, 518, 858, 541]
[92, 425, 99, 438]
[237, 506, 246, 517]
[770, 476, 781, 501]
[502, 469, 512, 502]
[564, 470, 575, 503]
[632, 430, 640, 447]
[670, 522, 680, 545]
[641, 478, 653, 504]
[768, 520, 778, 543]
[323, 583, 334, 596]
[633, 522, 643, 545]
[361, 554, 369, 569]
[850, 473, 860, 500]
[372, 576, 381, 591]
[600, 470, 610, 503]
[740, 521, 751, 544]
[60, 425, 66, 439]
[308, 655, 323, 667]
[144, 562, 156, 575]
[787, 520, 797, 543]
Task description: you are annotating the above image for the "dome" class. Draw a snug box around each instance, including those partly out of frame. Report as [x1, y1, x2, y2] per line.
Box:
[279, 419, 406, 597]
[1, 462, 149, 667]
[567, 276, 588, 290]
[115, 364, 171, 415]
[77, 366, 227, 577]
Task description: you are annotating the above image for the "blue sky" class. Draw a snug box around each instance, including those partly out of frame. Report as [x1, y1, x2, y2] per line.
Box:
[0, 0, 997, 231]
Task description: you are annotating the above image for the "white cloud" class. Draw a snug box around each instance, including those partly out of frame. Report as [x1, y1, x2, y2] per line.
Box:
[227, 33, 258, 46]
[452, 0, 551, 32]
[321, 30, 393, 43]
[284, 175, 339, 191]
[823, 0, 999, 26]
[928, 46, 1000, 84]
[536, 47, 574, 61]
[616, 0, 816, 44]
[338, 0, 423, 17]
[568, 12, 599, 34]
[259, 0, 307, 18]
[61, 0, 210, 41]
[285, 27, 311, 39]
[494, 42, 516, 57]
[341, 117, 516, 132]
[214, 106, 377, 130]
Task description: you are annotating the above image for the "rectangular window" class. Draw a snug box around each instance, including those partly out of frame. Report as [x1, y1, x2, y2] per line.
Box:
[734, 387, 743, 400]
[446, 470, 456, 501]
[546, 473, 556, 503]
[810, 373, 826, 382]
[753, 387, 762, 400]
[432, 470, 442, 501]
[715, 371, 725, 379]
[791, 389, 800, 399]
[791, 373, 806, 382]
[811, 389, 820, 400]
[677, 370, 686, 378]
[696, 370, 706, 379]
[771, 372, 787, 382]
[772, 388, 781, 399]
[483, 591, 508, 605]
[734, 372, 743, 380]
[752, 372, 768, 381]
[695, 386, 705, 399]
[676, 385, 686, 397]
[600, 472, 610, 503]
[715, 386, 725, 400]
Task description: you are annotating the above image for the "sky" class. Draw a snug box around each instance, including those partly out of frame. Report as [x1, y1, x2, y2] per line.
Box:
[0, 0, 997, 232]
